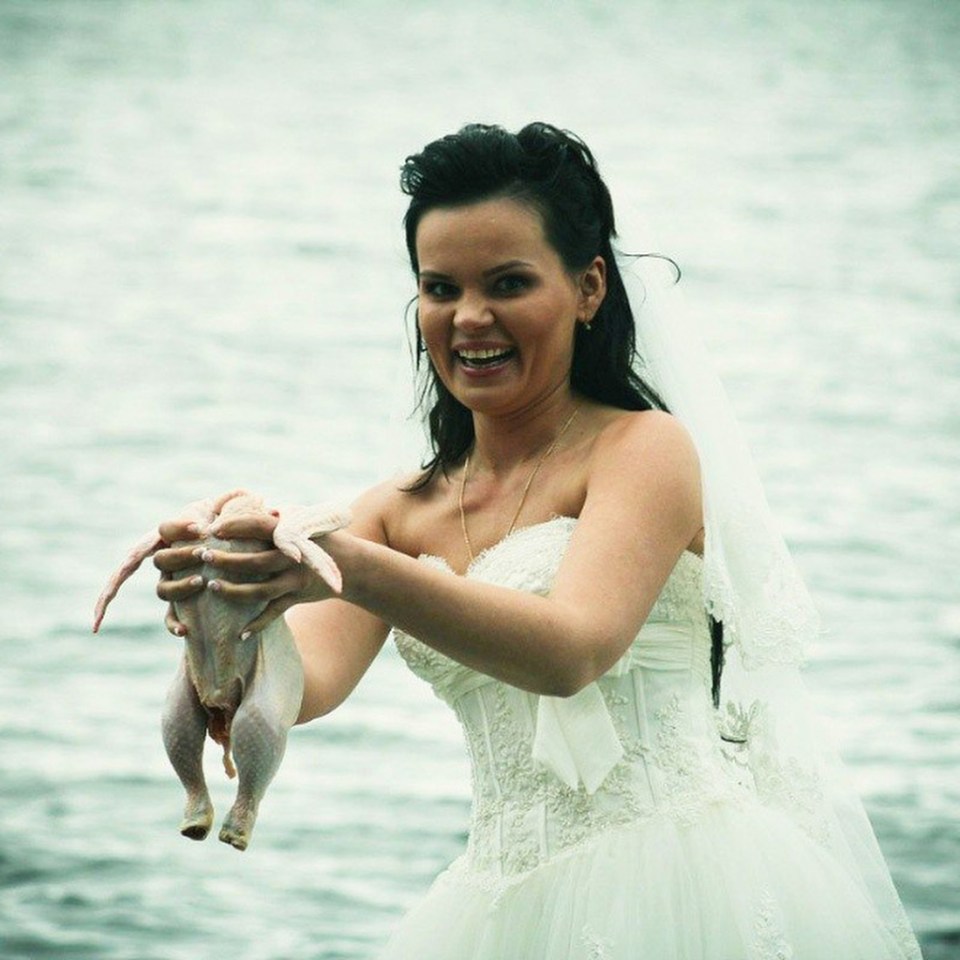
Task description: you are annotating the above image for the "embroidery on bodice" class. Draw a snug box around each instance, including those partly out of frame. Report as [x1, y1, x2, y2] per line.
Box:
[393, 517, 745, 878]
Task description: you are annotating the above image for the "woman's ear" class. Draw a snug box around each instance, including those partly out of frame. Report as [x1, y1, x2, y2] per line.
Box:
[577, 256, 607, 325]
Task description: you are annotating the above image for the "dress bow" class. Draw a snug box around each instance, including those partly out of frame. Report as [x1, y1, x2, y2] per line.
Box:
[531, 681, 624, 794]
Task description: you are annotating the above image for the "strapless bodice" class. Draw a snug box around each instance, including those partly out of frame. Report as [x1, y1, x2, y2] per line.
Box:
[393, 517, 742, 878]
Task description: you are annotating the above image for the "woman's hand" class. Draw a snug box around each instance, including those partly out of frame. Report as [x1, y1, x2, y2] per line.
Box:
[152, 517, 205, 637]
[154, 511, 338, 640]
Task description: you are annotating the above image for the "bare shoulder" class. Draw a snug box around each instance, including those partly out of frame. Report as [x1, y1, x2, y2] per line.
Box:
[580, 408, 702, 550]
[589, 408, 700, 482]
[347, 468, 442, 555]
[343, 472, 417, 546]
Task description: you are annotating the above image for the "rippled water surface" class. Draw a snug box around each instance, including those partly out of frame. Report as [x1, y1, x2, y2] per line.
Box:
[2, 1, 958, 957]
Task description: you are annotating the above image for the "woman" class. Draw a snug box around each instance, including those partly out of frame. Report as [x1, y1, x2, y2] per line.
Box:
[155, 123, 921, 959]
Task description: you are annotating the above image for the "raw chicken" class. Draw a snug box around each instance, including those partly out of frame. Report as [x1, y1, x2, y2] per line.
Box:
[93, 491, 350, 850]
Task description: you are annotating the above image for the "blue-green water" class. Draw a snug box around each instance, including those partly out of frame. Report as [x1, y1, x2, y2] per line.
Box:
[2, 1, 958, 957]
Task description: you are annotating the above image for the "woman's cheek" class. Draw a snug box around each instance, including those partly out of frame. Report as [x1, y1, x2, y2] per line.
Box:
[420, 332, 455, 387]
[419, 315, 451, 370]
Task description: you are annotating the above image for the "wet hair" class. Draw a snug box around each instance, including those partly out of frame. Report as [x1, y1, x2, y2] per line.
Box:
[399, 122, 724, 703]
[400, 122, 667, 480]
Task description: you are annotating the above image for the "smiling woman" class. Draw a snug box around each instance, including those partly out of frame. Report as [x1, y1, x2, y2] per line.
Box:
[400, 125, 666, 504]
[151, 123, 922, 959]
[414, 199, 604, 420]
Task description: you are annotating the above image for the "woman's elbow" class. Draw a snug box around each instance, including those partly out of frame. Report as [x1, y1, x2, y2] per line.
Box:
[294, 695, 327, 726]
[543, 672, 592, 699]
[295, 678, 348, 724]
[541, 643, 615, 698]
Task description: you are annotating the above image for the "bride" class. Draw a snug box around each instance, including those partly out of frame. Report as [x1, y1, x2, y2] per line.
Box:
[154, 122, 922, 959]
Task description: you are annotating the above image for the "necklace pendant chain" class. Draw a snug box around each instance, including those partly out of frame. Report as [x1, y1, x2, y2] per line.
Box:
[458, 407, 580, 565]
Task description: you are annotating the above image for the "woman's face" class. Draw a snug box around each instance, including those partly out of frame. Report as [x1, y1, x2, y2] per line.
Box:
[415, 197, 604, 419]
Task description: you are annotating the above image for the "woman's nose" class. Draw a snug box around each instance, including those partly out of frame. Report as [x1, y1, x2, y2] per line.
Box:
[453, 291, 493, 330]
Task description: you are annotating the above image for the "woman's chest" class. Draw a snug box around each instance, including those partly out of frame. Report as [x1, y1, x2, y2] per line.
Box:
[389, 474, 586, 576]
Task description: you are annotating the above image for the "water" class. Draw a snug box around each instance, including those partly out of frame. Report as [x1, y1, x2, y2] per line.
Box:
[2, 1, 958, 957]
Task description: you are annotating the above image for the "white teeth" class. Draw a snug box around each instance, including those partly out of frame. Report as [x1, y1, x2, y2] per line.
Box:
[457, 348, 511, 360]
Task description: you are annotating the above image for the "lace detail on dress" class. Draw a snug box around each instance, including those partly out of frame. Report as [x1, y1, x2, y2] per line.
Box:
[460, 681, 657, 876]
[380, 513, 923, 957]
[751, 891, 794, 960]
[702, 519, 816, 670]
[889, 912, 925, 960]
[580, 925, 614, 959]
[394, 519, 747, 878]
[394, 519, 708, 700]
[644, 549, 704, 625]
[719, 699, 832, 847]
[654, 693, 720, 826]
[461, 685, 546, 876]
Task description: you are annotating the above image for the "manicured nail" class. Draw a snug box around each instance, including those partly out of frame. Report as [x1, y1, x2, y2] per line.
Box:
[192, 547, 204, 558]
[173, 625, 185, 637]
[207, 579, 221, 592]
[189, 575, 204, 587]
[200, 550, 213, 563]
[240, 631, 251, 641]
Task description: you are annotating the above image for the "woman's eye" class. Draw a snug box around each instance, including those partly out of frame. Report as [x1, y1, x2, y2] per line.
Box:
[421, 280, 457, 299]
[493, 274, 529, 295]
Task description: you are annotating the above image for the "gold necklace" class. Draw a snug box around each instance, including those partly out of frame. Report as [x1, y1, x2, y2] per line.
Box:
[458, 407, 579, 564]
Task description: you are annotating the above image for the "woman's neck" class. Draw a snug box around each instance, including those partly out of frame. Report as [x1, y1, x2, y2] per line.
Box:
[468, 387, 581, 478]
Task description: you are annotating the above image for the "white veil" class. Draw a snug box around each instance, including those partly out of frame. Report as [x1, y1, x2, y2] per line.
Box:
[626, 255, 920, 957]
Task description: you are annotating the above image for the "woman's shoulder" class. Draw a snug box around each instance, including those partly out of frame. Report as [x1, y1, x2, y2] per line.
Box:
[347, 467, 449, 556]
[585, 405, 701, 513]
[586, 406, 699, 474]
[581, 406, 703, 553]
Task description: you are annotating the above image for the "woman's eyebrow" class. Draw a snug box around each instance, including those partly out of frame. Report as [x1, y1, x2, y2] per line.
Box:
[418, 260, 534, 282]
[483, 259, 534, 277]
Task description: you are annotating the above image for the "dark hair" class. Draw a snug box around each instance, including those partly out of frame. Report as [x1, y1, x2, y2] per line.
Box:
[400, 122, 667, 483]
[399, 121, 724, 703]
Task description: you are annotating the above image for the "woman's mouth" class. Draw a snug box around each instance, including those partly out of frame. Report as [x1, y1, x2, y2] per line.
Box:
[455, 348, 516, 370]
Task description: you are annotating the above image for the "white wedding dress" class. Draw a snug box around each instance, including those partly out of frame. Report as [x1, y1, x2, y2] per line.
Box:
[383, 517, 921, 960]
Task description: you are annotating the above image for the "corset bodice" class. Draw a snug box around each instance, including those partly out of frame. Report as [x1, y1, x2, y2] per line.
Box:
[393, 517, 742, 878]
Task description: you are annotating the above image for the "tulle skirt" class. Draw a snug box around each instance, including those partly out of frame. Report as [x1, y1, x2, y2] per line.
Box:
[378, 799, 917, 960]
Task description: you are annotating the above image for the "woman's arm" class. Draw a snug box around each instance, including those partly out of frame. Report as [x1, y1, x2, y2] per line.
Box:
[179, 411, 701, 704]
[320, 412, 702, 697]
[284, 491, 392, 724]
[279, 600, 390, 725]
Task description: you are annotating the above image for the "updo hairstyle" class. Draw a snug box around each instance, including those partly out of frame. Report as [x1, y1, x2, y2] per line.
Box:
[400, 122, 665, 484]
[399, 123, 725, 705]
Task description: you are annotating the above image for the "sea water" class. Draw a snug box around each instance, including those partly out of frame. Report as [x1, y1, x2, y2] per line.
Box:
[1, 1, 958, 957]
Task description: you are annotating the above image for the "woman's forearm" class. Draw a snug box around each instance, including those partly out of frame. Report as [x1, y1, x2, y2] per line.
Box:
[281, 415, 697, 707]
[286, 598, 390, 724]
[326, 531, 614, 697]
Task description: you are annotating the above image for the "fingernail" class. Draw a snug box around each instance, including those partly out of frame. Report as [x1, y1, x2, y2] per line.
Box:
[187, 575, 204, 587]
[240, 630, 251, 641]
[200, 550, 213, 563]
[192, 547, 204, 558]
[187, 523, 199, 534]
[207, 579, 221, 592]
[173, 625, 185, 637]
